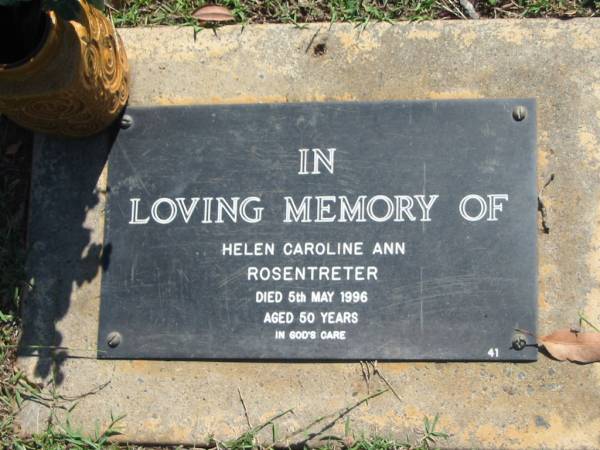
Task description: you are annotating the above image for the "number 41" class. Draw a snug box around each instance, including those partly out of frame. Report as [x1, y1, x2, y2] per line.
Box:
[487, 348, 499, 358]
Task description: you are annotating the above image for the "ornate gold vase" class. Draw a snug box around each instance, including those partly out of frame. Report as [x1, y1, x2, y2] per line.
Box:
[0, 1, 129, 137]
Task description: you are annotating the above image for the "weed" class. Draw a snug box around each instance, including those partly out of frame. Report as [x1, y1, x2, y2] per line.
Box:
[313, 415, 449, 450]
[417, 414, 449, 450]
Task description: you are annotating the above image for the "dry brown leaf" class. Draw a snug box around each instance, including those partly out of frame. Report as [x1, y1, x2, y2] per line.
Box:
[539, 328, 600, 363]
[192, 5, 234, 22]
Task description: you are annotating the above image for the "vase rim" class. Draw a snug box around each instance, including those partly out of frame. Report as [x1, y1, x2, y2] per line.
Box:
[0, 12, 55, 71]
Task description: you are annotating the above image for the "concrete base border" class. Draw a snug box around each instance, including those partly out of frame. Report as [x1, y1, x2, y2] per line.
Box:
[17, 20, 600, 448]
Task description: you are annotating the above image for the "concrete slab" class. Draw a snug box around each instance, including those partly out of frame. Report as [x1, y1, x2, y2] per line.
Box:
[16, 19, 600, 448]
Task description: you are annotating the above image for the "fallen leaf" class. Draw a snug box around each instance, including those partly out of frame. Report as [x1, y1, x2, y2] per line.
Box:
[192, 5, 234, 22]
[539, 328, 600, 363]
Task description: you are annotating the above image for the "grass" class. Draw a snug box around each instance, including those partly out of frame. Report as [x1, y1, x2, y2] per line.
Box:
[201, 409, 448, 450]
[108, 0, 599, 28]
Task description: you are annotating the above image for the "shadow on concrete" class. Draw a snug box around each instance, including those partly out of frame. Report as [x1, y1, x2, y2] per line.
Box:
[18, 124, 118, 385]
[0, 117, 32, 316]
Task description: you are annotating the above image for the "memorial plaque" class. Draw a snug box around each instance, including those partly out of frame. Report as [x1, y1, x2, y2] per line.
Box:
[98, 99, 537, 361]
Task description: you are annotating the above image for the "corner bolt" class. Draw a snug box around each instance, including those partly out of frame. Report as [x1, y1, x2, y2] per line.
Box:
[512, 332, 527, 351]
[107, 331, 122, 348]
[512, 106, 527, 122]
[120, 114, 133, 129]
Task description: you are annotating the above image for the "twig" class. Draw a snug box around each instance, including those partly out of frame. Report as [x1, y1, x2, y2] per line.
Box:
[251, 408, 294, 435]
[368, 361, 402, 404]
[578, 312, 600, 332]
[56, 379, 111, 402]
[305, 26, 322, 53]
[459, 0, 480, 19]
[2, 344, 104, 354]
[21, 379, 112, 404]
[283, 389, 388, 442]
[514, 327, 535, 337]
[238, 387, 253, 429]
[359, 361, 371, 395]
[225, 408, 294, 450]
[249, 408, 294, 434]
[438, 0, 467, 19]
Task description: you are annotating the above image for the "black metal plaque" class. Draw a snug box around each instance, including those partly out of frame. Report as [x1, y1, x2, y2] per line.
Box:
[98, 99, 537, 361]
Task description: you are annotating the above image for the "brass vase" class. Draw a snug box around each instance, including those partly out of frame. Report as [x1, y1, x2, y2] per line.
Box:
[0, 1, 129, 137]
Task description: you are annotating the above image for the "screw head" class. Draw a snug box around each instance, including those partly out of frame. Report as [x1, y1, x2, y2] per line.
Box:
[512, 106, 527, 122]
[107, 331, 122, 348]
[120, 114, 133, 129]
[512, 333, 527, 351]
